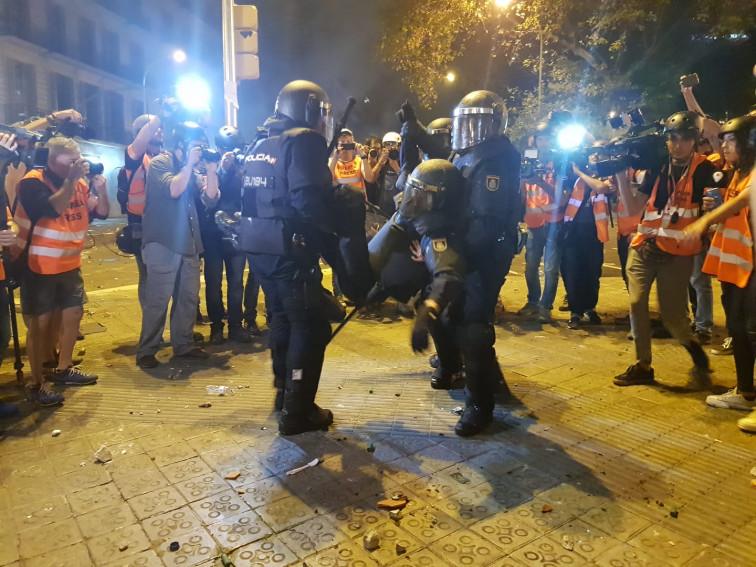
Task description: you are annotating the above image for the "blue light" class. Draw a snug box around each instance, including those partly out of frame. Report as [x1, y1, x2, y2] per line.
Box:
[557, 124, 587, 150]
[176, 75, 211, 111]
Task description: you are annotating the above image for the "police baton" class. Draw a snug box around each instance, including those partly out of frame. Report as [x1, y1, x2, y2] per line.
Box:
[327, 97, 357, 156]
[331, 306, 359, 340]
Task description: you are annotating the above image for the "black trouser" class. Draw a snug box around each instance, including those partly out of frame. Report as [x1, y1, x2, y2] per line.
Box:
[562, 222, 603, 315]
[203, 235, 245, 331]
[617, 233, 632, 289]
[243, 255, 261, 324]
[249, 253, 332, 413]
[722, 277, 756, 394]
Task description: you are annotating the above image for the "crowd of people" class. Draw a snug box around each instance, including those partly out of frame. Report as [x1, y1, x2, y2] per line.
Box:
[0, 76, 753, 438]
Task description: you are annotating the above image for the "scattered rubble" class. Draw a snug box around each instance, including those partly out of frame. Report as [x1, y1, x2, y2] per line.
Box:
[363, 530, 380, 551]
[395, 542, 406, 555]
[541, 504, 553, 514]
[224, 471, 242, 481]
[286, 458, 320, 476]
[94, 445, 112, 463]
[198, 403, 212, 408]
[51, 430, 61, 437]
[169, 541, 180, 552]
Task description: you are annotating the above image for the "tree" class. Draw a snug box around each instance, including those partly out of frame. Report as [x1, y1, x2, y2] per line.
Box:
[379, 0, 756, 140]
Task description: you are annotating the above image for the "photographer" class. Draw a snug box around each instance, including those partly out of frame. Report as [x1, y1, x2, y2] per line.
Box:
[373, 132, 402, 217]
[682, 115, 756, 428]
[329, 129, 376, 194]
[136, 122, 219, 368]
[614, 111, 723, 388]
[201, 126, 252, 345]
[364, 136, 382, 204]
[14, 136, 109, 405]
[561, 148, 614, 330]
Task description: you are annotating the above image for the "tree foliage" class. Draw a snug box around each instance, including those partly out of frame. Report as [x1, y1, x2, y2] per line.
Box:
[378, 0, 756, 139]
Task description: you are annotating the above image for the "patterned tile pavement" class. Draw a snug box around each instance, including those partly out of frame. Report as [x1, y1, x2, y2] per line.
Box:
[0, 224, 754, 566]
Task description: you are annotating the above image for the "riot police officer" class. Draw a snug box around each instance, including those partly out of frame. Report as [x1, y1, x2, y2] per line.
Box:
[239, 80, 341, 436]
[445, 90, 521, 436]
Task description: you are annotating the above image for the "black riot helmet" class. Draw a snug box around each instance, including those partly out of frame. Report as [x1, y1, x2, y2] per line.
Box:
[451, 90, 508, 151]
[399, 159, 466, 229]
[215, 125, 244, 152]
[427, 117, 452, 136]
[169, 121, 207, 150]
[274, 80, 334, 140]
[663, 111, 703, 138]
[424, 117, 452, 159]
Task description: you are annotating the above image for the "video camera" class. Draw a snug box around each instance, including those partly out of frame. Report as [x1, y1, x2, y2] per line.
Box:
[200, 147, 222, 163]
[593, 122, 667, 178]
[0, 118, 95, 171]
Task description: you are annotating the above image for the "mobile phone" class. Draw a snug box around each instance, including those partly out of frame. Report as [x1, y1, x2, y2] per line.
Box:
[341, 142, 356, 151]
[523, 148, 538, 160]
[680, 73, 700, 88]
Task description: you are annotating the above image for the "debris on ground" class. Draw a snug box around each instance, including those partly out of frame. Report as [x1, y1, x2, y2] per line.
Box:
[206, 385, 233, 396]
[389, 510, 401, 521]
[541, 504, 553, 514]
[394, 393, 401, 397]
[669, 507, 679, 518]
[363, 530, 380, 551]
[224, 471, 242, 481]
[750, 466, 756, 477]
[395, 543, 407, 555]
[562, 534, 574, 551]
[367, 442, 375, 453]
[51, 429, 61, 437]
[118, 543, 129, 552]
[450, 406, 464, 415]
[220, 553, 236, 567]
[94, 445, 112, 463]
[169, 541, 180, 552]
[286, 458, 320, 476]
[450, 472, 470, 484]
[369, 389, 374, 394]
[751, 480, 756, 489]
[198, 403, 212, 408]
[378, 498, 407, 510]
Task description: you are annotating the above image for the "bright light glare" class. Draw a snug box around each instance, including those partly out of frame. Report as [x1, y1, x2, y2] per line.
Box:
[446, 72, 456, 82]
[557, 124, 587, 150]
[176, 75, 210, 110]
[172, 49, 187, 63]
[494, 0, 514, 8]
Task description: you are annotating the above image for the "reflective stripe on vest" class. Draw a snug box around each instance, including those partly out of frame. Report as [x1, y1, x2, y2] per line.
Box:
[334, 157, 366, 191]
[702, 169, 754, 287]
[13, 169, 89, 275]
[524, 182, 557, 229]
[630, 154, 707, 256]
[562, 178, 610, 243]
[126, 154, 152, 216]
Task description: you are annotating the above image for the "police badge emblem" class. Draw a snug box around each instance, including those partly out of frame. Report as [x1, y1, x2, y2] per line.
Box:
[486, 175, 500, 191]
[432, 238, 447, 252]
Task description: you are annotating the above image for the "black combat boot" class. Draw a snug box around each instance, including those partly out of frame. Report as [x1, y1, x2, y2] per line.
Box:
[279, 381, 333, 435]
[430, 367, 465, 390]
[455, 404, 494, 437]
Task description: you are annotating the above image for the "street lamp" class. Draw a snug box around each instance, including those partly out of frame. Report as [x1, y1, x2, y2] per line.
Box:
[176, 75, 211, 111]
[142, 49, 187, 115]
[445, 71, 456, 83]
[494, 0, 513, 7]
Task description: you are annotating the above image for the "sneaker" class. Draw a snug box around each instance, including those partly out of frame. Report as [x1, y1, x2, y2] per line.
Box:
[558, 296, 570, 312]
[710, 337, 734, 356]
[517, 303, 538, 317]
[228, 327, 253, 343]
[48, 366, 98, 386]
[567, 315, 581, 330]
[613, 364, 655, 386]
[705, 389, 756, 411]
[176, 347, 209, 359]
[694, 331, 712, 345]
[584, 310, 601, 325]
[736, 410, 756, 433]
[137, 354, 159, 368]
[208, 328, 225, 345]
[26, 382, 64, 406]
[537, 306, 552, 323]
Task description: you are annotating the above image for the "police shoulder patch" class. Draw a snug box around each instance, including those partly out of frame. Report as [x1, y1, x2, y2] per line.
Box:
[432, 238, 447, 252]
[486, 175, 500, 192]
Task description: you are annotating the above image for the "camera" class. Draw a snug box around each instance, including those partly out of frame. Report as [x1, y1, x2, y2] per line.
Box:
[201, 147, 222, 162]
[594, 126, 667, 178]
[680, 73, 700, 88]
[340, 142, 356, 151]
[86, 159, 104, 176]
[369, 148, 378, 158]
[0, 123, 49, 169]
[520, 148, 547, 179]
[388, 149, 400, 161]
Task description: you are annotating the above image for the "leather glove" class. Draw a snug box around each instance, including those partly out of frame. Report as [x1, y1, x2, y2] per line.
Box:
[396, 99, 417, 124]
[411, 302, 438, 353]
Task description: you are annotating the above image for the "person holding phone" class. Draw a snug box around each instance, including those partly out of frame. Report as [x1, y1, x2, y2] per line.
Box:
[329, 129, 375, 197]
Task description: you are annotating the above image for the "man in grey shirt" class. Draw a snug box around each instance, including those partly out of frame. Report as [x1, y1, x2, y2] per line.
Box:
[137, 122, 220, 368]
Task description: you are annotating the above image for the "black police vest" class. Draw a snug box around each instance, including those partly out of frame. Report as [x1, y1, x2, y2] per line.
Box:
[241, 135, 294, 221]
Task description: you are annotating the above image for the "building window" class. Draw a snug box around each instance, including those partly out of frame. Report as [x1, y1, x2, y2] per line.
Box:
[4, 61, 37, 123]
[102, 29, 120, 74]
[46, 2, 67, 55]
[79, 17, 98, 67]
[104, 91, 125, 143]
[0, 0, 30, 40]
[129, 41, 144, 83]
[80, 83, 102, 140]
[51, 74, 75, 111]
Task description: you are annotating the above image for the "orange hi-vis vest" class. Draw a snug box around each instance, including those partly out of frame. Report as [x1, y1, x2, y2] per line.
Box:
[126, 153, 152, 216]
[334, 156, 366, 191]
[14, 169, 90, 275]
[706, 152, 725, 170]
[703, 169, 753, 287]
[616, 168, 643, 237]
[563, 178, 610, 243]
[0, 207, 12, 281]
[631, 154, 707, 256]
[524, 170, 562, 227]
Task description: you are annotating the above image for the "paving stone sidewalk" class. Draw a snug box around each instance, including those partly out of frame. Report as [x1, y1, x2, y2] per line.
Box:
[0, 224, 754, 567]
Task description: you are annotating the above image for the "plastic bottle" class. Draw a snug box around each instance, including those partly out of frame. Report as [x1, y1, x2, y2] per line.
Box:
[206, 385, 234, 396]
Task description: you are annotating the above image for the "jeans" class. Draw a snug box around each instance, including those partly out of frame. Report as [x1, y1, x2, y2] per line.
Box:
[204, 237, 245, 330]
[689, 243, 713, 335]
[243, 255, 261, 324]
[540, 222, 564, 310]
[627, 242, 695, 366]
[524, 225, 547, 305]
[137, 242, 201, 358]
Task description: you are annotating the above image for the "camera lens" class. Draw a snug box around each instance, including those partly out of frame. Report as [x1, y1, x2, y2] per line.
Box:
[369, 149, 378, 158]
[388, 149, 399, 161]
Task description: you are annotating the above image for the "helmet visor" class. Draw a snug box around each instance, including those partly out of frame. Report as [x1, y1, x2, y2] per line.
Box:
[399, 176, 437, 219]
[318, 102, 334, 141]
[451, 111, 498, 151]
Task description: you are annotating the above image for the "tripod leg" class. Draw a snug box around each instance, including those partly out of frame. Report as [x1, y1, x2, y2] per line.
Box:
[7, 285, 24, 385]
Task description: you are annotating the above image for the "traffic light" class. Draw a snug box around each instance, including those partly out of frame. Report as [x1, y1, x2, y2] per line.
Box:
[233, 2, 259, 80]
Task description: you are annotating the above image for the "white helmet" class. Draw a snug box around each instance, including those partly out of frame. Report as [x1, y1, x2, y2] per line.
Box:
[382, 132, 401, 145]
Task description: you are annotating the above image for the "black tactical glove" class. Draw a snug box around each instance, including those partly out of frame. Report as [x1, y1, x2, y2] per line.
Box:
[411, 302, 438, 353]
[396, 99, 417, 124]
